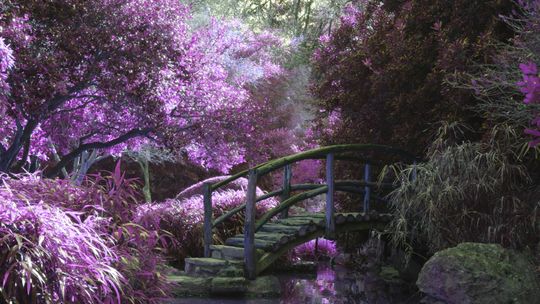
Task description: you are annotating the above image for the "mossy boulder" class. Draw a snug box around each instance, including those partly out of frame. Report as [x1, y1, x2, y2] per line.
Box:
[168, 275, 211, 296]
[210, 277, 247, 294]
[417, 242, 540, 304]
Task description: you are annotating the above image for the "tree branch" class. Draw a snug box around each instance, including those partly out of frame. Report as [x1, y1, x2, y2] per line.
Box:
[45, 127, 153, 178]
[12, 137, 31, 171]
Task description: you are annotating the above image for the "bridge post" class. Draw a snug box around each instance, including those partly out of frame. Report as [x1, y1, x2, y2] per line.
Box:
[363, 162, 371, 212]
[279, 164, 292, 219]
[244, 169, 258, 280]
[203, 183, 212, 258]
[325, 153, 335, 239]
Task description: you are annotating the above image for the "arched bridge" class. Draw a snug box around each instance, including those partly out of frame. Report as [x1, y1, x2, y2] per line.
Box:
[183, 144, 419, 280]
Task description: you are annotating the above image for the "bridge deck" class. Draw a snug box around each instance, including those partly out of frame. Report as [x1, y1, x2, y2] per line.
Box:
[184, 211, 391, 277]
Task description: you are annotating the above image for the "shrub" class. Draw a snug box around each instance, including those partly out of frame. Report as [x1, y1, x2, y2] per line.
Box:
[135, 176, 278, 262]
[0, 171, 171, 304]
[0, 184, 123, 303]
[289, 239, 338, 261]
[312, 0, 515, 154]
[457, 1, 540, 152]
[385, 124, 538, 258]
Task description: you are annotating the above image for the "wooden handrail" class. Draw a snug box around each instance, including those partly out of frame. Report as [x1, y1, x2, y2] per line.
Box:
[210, 180, 394, 229]
[255, 144, 417, 176]
[253, 185, 387, 232]
[210, 144, 418, 192]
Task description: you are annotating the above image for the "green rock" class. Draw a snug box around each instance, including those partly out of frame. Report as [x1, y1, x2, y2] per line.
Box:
[168, 275, 211, 296]
[417, 242, 540, 304]
[246, 276, 281, 298]
[210, 277, 247, 294]
[184, 257, 230, 276]
[185, 257, 228, 266]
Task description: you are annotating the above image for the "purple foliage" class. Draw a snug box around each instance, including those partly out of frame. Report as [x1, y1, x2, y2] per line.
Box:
[0, 1, 291, 175]
[0, 37, 13, 112]
[0, 171, 171, 303]
[518, 62, 540, 105]
[135, 176, 278, 260]
[175, 175, 249, 200]
[518, 61, 540, 146]
[290, 239, 338, 261]
[0, 179, 123, 303]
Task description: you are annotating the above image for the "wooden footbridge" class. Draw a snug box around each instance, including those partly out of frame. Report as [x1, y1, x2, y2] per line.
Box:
[183, 144, 418, 280]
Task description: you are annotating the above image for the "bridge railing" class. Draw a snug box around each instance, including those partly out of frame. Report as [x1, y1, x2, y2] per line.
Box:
[202, 144, 419, 279]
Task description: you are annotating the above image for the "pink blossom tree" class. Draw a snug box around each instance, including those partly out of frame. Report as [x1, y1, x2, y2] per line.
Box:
[0, 1, 290, 176]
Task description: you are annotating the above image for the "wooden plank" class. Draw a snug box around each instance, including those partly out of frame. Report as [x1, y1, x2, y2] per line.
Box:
[325, 153, 336, 239]
[253, 232, 290, 242]
[335, 213, 347, 224]
[279, 164, 292, 218]
[255, 186, 328, 230]
[203, 183, 212, 258]
[346, 213, 357, 222]
[259, 224, 301, 234]
[356, 213, 370, 221]
[275, 218, 317, 226]
[230, 237, 274, 251]
[288, 213, 325, 218]
[363, 162, 371, 212]
[244, 169, 258, 280]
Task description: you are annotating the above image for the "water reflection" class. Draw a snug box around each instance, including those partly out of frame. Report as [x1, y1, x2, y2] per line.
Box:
[168, 262, 417, 304]
[281, 263, 359, 304]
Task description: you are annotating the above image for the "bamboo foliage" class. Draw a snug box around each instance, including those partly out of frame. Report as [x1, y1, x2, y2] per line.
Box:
[384, 123, 537, 260]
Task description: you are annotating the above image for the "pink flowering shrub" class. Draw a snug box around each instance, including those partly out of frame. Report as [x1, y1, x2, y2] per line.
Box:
[518, 62, 540, 146]
[0, 179, 123, 303]
[135, 176, 278, 261]
[467, 0, 540, 148]
[289, 239, 338, 261]
[0, 170, 171, 303]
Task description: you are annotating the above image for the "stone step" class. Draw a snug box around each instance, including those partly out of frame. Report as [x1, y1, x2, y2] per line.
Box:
[168, 275, 281, 298]
[211, 277, 247, 294]
[210, 245, 265, 260]
[184, 257, 229, 276]
[216, 265, 244, 277]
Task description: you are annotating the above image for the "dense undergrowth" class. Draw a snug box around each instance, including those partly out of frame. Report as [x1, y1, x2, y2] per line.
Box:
[385, 124, 539, 258]
[0, 164, 171, 303]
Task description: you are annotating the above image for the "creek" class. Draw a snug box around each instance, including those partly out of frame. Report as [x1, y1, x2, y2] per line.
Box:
[168, 262, 418, 304]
